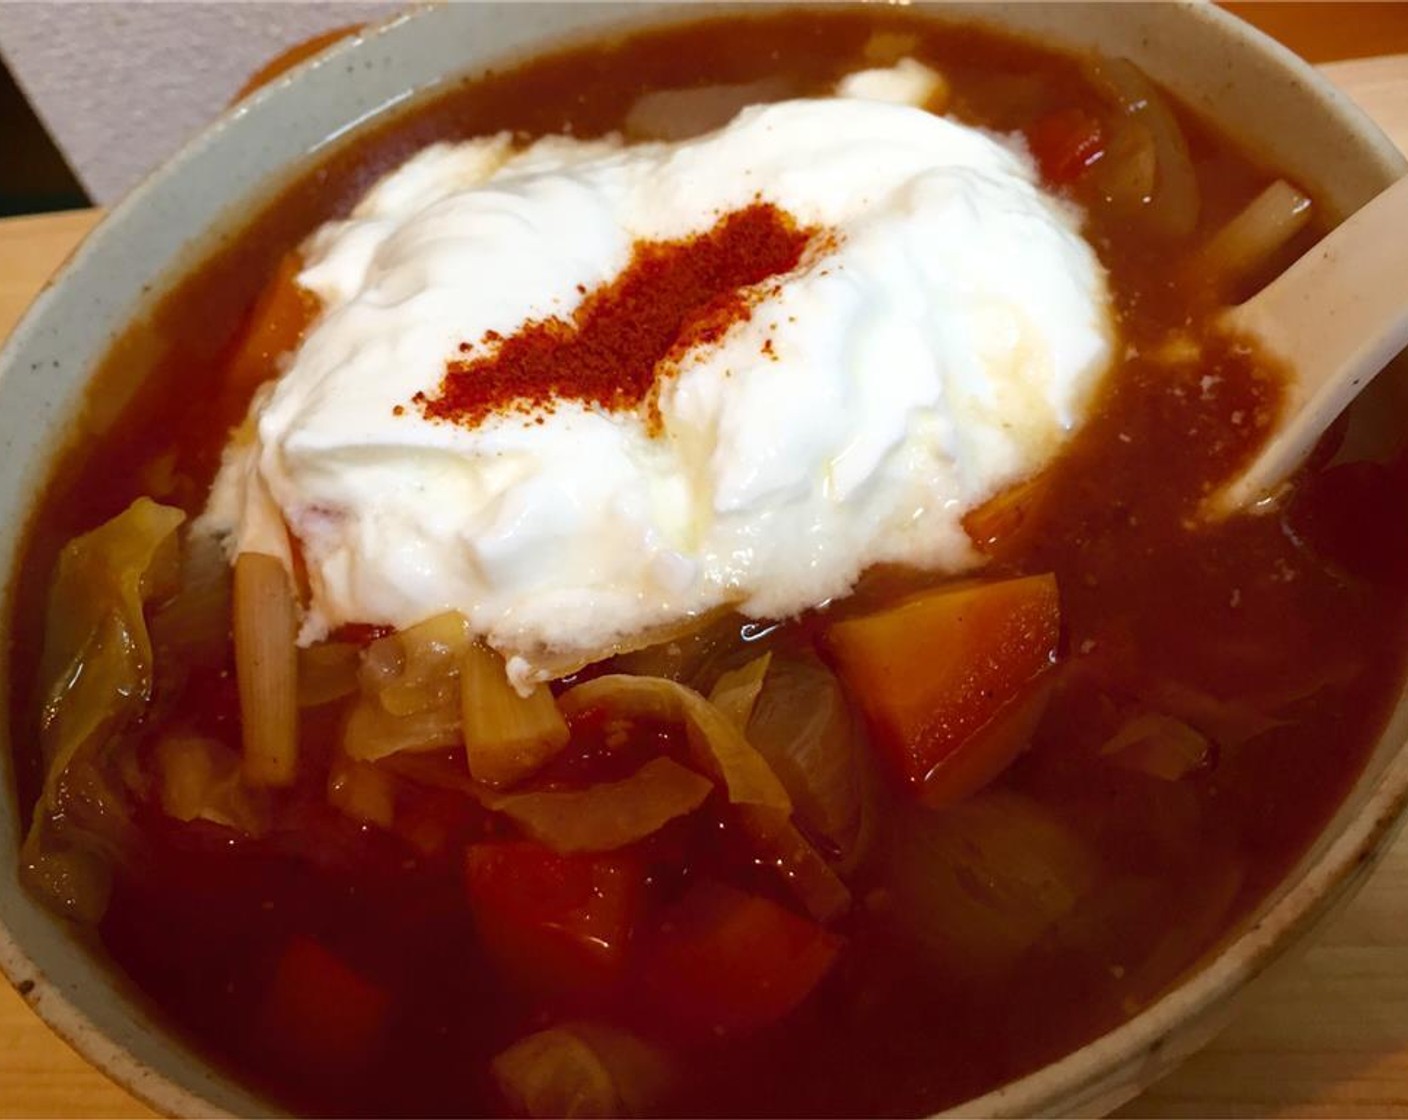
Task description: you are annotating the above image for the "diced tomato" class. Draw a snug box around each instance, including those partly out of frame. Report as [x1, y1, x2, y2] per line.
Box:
[641, 882, 841, 1038]
[464, 841, 641, 995]
[823, 574, 1061, 807]
[1025, 107, 1105, 185]
[329, 622, 396, 647]
[262, 936, 390, 1070]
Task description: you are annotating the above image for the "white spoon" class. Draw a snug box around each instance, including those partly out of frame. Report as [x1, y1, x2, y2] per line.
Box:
[1210, 173, 1408, 516]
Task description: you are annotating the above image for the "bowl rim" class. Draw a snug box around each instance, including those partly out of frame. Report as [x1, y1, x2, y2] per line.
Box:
[2, 3, 1407, 1118]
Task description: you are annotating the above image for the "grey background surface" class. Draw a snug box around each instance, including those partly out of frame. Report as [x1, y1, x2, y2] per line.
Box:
[0, 1, 401, 204]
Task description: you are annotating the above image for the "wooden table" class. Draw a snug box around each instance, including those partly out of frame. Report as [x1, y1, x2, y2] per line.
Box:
[4, 43, 1408, 1120]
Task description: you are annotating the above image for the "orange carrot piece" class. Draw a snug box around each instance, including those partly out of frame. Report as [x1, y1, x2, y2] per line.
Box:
[224, 252, 319, 402]
[824, 574, 1060, 806]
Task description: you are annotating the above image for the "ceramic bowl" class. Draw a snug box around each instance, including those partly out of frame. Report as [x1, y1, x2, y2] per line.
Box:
[2, 3, 1405, 1116]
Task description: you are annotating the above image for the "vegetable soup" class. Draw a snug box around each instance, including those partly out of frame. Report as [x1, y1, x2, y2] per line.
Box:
[10, 9, 1408, 1118]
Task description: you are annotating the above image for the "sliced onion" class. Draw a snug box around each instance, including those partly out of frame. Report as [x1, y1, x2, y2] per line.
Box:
[359, 630, 405, 695]
[1124, 856, 1246, 1008]
[624, 79, 795, 142]
[1090, 57, 1199, 238]
[889, 790, 1097, 983]
[1194, 179, 1312, 291]
[746, 657, 863, 860]
[1088, 116, 1156, 213]
[559, 675, 790, 816]
[343, 694, 461, 761]
[362, 611, 471, 716]
[707, 653, 772, 732]
[493, 1028, 617, 1118]
[379, 749, 481, 796]
[1137, 679, 1282, 748]
[558, 675, 849, 920]
[485, 757, 712, 853]
[566, 1024, 673, 1117]
[155, 734, 269, 835]
[327, 753, 396, 827]
[1100, 712, 1211, 781]
[608, 609, 741, 689]
[149, 529, 231, 669]
[298, 641, 360, 707]
[751, 814, 853, 924]
[342, 613, 527, 765]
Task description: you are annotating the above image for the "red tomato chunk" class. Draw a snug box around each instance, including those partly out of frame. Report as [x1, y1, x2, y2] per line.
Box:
[465, 841, 642, 995]
[641, 881, 841, 1039]
[1026, 107, 1106, 184]
[262, 936, 391, 1070]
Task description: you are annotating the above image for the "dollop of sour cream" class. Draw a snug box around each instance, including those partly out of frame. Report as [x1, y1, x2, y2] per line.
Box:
[203, 67, 1114, 687]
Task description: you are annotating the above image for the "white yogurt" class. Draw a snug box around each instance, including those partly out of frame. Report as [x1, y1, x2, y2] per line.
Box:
[202, 81, 1114, 687]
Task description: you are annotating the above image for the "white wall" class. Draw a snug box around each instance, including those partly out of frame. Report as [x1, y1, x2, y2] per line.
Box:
[0, 1, 402, 204]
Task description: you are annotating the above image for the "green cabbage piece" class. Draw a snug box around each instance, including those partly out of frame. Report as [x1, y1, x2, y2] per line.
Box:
[21, 497, 185, 922]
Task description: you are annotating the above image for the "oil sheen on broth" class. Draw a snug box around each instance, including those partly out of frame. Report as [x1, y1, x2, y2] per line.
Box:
[9, 10, 1408, 1119]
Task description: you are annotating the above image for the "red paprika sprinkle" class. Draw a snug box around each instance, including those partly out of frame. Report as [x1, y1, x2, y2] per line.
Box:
[412, 202, 818, 432]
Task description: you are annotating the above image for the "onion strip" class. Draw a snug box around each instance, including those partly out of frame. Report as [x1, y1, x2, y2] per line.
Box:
[559, 675, 789, 815]
[155, 734, 269, 835]
[328, 753, 396, 827]
[707, 653, 772, 732]
[746, 657, 864, 864]
[484, 757, 713, 853]
[149, 529, 231, 668]
[1090, 57, 1199, 238]
[1194, 179, 1312, 290]
[371, 612, 472, 716]
[298, 641, 359, 707]
[343, 695, 461, 761]
[1100, 712, 1211, 781]
[559, 675, 849, 919]
[492, 1027, 622, 1119]
[492, 1023, 671, 1119]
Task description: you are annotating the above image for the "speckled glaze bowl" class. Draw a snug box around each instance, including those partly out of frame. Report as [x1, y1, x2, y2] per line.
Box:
[2, 3, 1405, 1116]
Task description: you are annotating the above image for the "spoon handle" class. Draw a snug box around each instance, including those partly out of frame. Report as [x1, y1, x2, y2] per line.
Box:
[1212, 173, 1408, 515]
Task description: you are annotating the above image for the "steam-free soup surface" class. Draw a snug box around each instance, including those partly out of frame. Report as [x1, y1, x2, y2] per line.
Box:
[10, 10, 1408, 1118]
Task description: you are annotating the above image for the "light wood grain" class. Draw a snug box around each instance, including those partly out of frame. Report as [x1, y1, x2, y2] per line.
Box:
[0, 209, 99, 342]
[3, 52, 1408, 1120]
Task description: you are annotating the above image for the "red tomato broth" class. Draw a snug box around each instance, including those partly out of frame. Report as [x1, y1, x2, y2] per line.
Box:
[7, 9, 1408, 1119]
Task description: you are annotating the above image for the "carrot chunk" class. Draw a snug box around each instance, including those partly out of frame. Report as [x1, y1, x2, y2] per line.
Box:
[824, 574, 1060, 807]
[224, 251, 319, 401]
[641, 882, 840, 1038]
